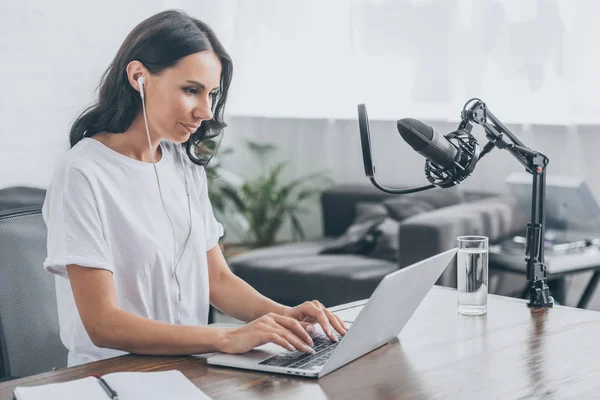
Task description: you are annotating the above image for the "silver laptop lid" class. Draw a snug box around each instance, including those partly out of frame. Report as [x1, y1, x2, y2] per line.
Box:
[319, 248, 457, 377]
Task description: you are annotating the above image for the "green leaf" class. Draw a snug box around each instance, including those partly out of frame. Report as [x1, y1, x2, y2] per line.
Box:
[211, 140, 335, 247]
[221, 186, 247, 212]
[290, 214, 305, 241]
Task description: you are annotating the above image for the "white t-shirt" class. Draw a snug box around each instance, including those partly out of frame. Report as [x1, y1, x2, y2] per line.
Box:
[42, 137, 223, 367]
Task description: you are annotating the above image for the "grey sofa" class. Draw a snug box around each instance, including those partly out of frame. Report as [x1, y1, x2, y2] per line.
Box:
[228, 184, 528, 307]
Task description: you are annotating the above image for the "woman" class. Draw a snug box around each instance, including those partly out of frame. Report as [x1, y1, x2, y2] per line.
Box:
[42, 9, 346, 367]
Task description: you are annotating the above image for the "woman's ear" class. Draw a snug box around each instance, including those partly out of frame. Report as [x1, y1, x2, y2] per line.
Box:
[126, 60, 147, 92]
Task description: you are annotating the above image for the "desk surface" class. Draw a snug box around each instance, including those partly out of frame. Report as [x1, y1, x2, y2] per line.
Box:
[3, 286, 600, 399]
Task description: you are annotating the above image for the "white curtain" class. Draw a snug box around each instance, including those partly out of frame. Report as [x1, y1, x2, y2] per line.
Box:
[188, 0, 600, 124]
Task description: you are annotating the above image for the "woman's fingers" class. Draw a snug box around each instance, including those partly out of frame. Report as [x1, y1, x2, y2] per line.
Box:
[323, 307, 347, 336]
[308, 300, 347, 338]
[334, 313, 349, 333]
[304, 301, 337, 342]
[299, 320, 316, 334]
[263, 332, 295, 353]
[275, 328, 315, 354]
[271, 314, 314, 346]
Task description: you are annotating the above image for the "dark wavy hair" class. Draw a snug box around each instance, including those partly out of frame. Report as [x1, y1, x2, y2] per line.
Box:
[69, 9, 232, 166]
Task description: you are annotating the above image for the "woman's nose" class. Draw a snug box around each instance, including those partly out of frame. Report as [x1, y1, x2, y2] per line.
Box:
[193, 96, 214, 121]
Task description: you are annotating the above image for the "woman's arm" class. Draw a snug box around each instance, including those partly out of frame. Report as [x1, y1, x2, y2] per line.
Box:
[67, 263, 316, 355]
[67, 264, 226, 355]
[207, 245, 289, 322]
[207, 245, 349, 342]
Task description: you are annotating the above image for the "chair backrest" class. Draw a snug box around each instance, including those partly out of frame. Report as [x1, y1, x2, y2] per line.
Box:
[0, 187, 47, 213]
[0, 206, 67, 379]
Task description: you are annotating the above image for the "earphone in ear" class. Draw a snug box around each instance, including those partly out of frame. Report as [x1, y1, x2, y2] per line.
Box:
[137, 76, 145, 99]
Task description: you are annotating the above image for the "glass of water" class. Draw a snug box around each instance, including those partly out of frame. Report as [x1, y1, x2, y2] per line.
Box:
[457, 236, 488, 316]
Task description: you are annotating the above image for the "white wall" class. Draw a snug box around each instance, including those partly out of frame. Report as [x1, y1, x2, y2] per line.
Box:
[222, 0, 600, 124]
[2, 0, 599, 242]
[0, 0, 237, 189]
[1, 0, 160, 188]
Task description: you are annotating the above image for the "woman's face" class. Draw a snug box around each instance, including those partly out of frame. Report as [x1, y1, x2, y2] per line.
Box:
[143, 51, 222, 143]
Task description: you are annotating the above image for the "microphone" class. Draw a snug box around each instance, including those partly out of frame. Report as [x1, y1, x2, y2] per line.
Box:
[397, 118, 458, 169]
[356, 103, 479, 193]
[396, 118, 480, 188]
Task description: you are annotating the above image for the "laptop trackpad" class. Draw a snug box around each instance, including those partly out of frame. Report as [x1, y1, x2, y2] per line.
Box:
[208, 342, 283, 366]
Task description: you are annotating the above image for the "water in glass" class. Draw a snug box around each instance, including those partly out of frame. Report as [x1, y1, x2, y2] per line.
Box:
[457, 247, 488, 315]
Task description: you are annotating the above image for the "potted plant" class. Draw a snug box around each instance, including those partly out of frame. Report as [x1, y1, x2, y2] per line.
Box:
[205, 147, 248, 242]
[219, 140, 333, 249]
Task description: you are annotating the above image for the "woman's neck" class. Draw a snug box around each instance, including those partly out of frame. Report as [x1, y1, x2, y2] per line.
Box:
[92, 116, 162, 163]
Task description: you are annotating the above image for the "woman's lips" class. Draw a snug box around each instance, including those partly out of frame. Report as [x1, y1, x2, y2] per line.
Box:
[180, 122, 199, 133]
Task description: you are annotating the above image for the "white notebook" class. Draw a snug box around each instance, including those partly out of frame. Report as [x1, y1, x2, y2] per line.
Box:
[13, 370, 211, 400]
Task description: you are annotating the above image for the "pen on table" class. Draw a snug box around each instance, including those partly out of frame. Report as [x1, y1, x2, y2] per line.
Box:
[89, 374, 119, 400]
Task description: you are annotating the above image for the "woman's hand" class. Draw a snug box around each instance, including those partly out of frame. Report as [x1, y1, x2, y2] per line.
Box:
[282, 300, 348, 342]
[219, 312, 318, 355]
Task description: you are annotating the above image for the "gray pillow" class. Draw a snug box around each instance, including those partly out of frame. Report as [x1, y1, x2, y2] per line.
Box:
[319, 202, 400, 260]
[354, 202, 388, 224]
[355, 202, 399, 261]
[368, 217, 400, 261]
[319, 215, 385, 255]
[383, 187, 464, 221]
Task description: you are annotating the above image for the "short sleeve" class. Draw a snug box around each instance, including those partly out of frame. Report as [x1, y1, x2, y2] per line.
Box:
[198, 167, 224, 251]
[42, 165, 112, 278]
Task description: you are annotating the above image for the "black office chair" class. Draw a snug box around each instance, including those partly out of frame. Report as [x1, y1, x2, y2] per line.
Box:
[0, 206, 68, 380]
[0, 186, 46, 213]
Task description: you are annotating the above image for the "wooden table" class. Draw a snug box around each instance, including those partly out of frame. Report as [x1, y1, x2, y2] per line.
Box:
[3, 286, 600, 399]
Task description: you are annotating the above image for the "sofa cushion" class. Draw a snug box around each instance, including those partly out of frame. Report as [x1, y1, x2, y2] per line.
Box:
[355, 203, 400, 261]
[317, 202, 400, 261]
[382, 187, 464, 221]
[353, 202, 388, 224]
[320, 185, 399, 237]
[229, 241, 397, 307]
[370, 217, 400, 261]
[318, 218, 383, 256]
[228, 241, 330, 264]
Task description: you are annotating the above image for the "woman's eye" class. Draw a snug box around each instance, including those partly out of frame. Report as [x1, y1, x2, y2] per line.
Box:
[184, 88, 218, 99]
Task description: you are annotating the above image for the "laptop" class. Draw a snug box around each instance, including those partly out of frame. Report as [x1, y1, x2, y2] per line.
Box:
[207, 248, 457, 378]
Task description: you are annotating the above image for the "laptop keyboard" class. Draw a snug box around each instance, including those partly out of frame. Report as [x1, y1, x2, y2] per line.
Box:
[259, 333, 342, 370]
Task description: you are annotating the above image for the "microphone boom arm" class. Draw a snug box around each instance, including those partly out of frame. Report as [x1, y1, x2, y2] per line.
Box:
[357, 99, 553, 309]
[462, 99, 553, 308]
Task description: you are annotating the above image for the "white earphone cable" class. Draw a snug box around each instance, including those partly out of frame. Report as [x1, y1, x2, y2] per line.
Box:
[139, 78, 193, 302]
[175, 145, 193, 274]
